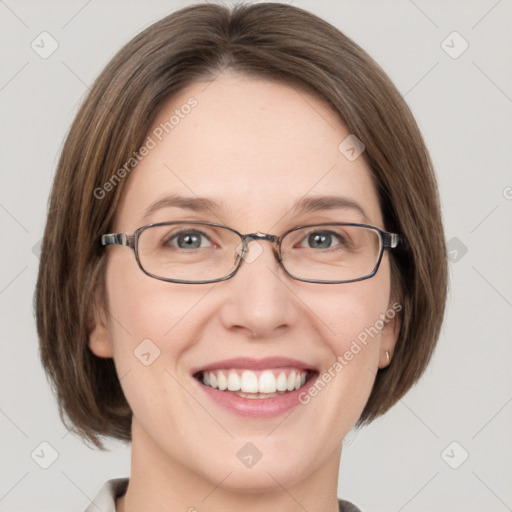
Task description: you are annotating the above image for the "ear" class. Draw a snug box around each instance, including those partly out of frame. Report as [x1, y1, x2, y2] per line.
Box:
[377, 303, 402, 369]
[88, 298, 114, 358]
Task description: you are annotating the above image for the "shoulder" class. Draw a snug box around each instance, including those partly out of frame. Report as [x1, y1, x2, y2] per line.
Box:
[83, 478, 128, 512]
[338, 498, 363, 512]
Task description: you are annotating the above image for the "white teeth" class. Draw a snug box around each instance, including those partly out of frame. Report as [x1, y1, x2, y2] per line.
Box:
[227, 371, 241, 391]
[217, 372, 227, 391]
[259, 370, 277, 393]
[238, 391, 281, 399]
[201, 368, 309, 395]
[241, 370, 260, 393]
[286, 372, 295, 391]
[276, 372, 288, 392]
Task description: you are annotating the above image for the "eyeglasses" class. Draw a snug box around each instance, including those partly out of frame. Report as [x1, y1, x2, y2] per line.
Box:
[100, 221, 401, 284]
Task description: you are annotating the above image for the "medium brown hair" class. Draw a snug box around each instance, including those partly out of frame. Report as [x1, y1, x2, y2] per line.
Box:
[35, 2, 447, 448]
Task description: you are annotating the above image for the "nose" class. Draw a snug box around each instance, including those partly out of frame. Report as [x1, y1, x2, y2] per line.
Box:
[217, 238, 299, 339]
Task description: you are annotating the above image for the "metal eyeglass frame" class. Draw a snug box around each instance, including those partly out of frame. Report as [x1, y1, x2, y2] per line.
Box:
[100, 221, 401, 284]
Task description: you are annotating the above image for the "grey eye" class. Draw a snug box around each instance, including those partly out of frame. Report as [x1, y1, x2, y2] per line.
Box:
[301, 231, 343, 249]
[167, 230, 210, 249]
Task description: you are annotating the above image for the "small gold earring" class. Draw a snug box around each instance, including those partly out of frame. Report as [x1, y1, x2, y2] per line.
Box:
[386, 350, 390, 363]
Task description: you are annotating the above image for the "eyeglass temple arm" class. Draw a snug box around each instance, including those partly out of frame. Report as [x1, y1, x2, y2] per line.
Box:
[101, 233, 133, 247]
[383, 232, 401, 249]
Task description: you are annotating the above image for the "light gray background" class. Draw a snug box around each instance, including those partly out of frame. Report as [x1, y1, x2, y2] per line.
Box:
[1, 0, 511, 511]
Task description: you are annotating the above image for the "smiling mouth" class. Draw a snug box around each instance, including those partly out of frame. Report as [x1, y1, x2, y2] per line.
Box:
[194, 368, 316, 399]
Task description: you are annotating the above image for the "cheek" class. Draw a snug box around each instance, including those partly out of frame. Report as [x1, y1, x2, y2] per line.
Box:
[103, 252, 202, 373]
[102, 257, 208, 428]
[301, 263, 392, 414]
[311, 263, 392, 359]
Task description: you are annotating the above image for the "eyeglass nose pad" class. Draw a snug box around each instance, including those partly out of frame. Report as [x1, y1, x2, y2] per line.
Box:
[235, 239, 247, 262]
[235, 237, 265, 265]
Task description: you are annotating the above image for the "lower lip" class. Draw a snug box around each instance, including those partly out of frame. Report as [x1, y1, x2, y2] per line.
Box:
[194, 374, 317, 418]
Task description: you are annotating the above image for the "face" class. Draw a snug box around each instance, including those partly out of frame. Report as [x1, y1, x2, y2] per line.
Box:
[90, 74, 399, 492]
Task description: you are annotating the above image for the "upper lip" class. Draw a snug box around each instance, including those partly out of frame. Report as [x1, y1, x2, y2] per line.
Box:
[191, 357, 316, 375]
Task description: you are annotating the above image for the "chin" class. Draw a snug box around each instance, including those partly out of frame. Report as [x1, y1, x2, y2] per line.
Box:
[214, 460, 310, 494]
[199, 435, 319, 493]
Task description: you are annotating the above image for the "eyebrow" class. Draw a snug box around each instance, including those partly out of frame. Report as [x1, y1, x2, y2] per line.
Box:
[141, 194, 369, 223]
[291, 195, 369, 222]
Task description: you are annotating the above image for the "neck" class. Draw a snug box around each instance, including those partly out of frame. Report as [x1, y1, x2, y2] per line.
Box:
[117, 420, 342, 512]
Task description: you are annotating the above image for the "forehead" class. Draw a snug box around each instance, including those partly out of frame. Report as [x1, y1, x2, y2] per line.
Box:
[115, 74, 382, 231]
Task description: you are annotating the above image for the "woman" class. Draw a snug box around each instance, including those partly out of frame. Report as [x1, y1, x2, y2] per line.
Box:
[35, 3, 447, 511]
